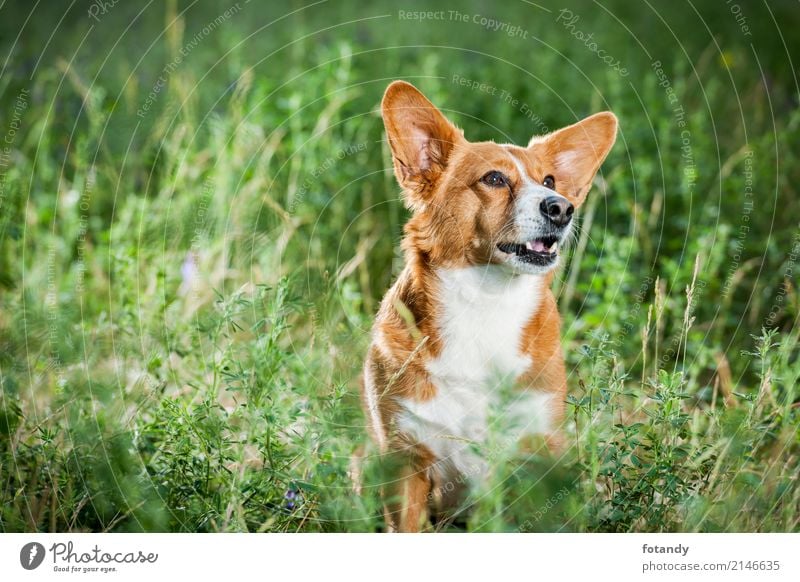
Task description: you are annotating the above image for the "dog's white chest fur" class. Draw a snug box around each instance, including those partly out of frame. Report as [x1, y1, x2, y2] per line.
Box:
[398, 266, 553, 477]
[428, 266, 539, 383]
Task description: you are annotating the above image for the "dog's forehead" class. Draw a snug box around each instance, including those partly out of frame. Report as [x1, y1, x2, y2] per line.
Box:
[459, 142, 540, 180]
[500, 144, 539, 180]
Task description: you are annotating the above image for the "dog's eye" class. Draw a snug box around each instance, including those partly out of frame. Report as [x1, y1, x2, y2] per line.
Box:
[480, 171, 509, 188]
[543, 175, 556, 189]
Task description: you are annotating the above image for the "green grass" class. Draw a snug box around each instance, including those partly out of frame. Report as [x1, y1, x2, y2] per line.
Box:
[1, 0, 799, 532]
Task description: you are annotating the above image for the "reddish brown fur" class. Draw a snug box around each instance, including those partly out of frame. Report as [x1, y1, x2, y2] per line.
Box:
[362, 81, 617, 531]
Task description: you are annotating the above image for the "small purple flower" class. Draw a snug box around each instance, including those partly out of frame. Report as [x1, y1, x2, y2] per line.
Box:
[179, 252, 198, 295]
[284, 487, 300, 510]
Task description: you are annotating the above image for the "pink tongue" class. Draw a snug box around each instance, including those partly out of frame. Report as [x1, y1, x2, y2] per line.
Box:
[530, 240, 547, 252]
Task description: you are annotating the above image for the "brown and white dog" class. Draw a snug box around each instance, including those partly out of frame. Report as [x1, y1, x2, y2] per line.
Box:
[361, 80, 617, 531]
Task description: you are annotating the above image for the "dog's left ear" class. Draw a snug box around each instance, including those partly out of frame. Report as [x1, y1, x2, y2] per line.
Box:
[381, 81, 464, 210]
[529, 112, 618, 207]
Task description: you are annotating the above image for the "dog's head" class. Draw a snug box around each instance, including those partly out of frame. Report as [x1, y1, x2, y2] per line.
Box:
[382, 80, 617, 275]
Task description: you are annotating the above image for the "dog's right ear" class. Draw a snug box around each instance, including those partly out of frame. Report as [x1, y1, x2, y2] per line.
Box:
[381, 81, 463, 209]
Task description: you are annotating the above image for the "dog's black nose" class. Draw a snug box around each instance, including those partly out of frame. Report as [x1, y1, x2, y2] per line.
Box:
[539, 195, 574, 227]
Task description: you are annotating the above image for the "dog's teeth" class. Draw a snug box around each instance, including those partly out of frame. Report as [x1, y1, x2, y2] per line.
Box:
[522, 239, 558, 253]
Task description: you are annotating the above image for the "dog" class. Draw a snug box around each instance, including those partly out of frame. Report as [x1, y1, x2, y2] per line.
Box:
[360, 80, 617, 531]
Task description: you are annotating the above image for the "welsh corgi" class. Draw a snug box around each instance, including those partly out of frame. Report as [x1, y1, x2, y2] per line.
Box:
[361, 80, 617, 532]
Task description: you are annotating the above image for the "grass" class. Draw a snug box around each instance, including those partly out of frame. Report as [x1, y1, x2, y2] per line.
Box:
[0, 0, 799, 532]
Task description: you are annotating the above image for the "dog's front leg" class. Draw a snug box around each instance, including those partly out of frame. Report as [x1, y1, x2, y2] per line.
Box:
[383, 456, 432, 532]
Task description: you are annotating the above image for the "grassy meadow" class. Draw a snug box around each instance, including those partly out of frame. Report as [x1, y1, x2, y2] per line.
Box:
[1, 0, 799, 532]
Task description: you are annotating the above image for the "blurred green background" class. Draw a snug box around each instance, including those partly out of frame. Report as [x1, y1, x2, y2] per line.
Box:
[0, 0, 798, 532]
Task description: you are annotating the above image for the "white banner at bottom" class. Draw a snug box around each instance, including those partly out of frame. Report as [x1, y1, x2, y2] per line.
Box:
[1, 533, 798, 581]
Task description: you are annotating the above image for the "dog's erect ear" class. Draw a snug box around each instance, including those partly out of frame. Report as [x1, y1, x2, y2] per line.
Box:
[529, 112, 618, 208]
[381, 81, 463, 208]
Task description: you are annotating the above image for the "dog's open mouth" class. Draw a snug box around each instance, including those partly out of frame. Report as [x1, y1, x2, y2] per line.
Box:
[497, 235, 559, 265]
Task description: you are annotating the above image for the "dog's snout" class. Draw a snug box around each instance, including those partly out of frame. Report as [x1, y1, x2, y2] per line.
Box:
[539, 195, 574, 227]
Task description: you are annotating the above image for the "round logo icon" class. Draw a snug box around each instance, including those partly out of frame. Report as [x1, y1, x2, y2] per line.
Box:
[20, 542, 46, 570]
